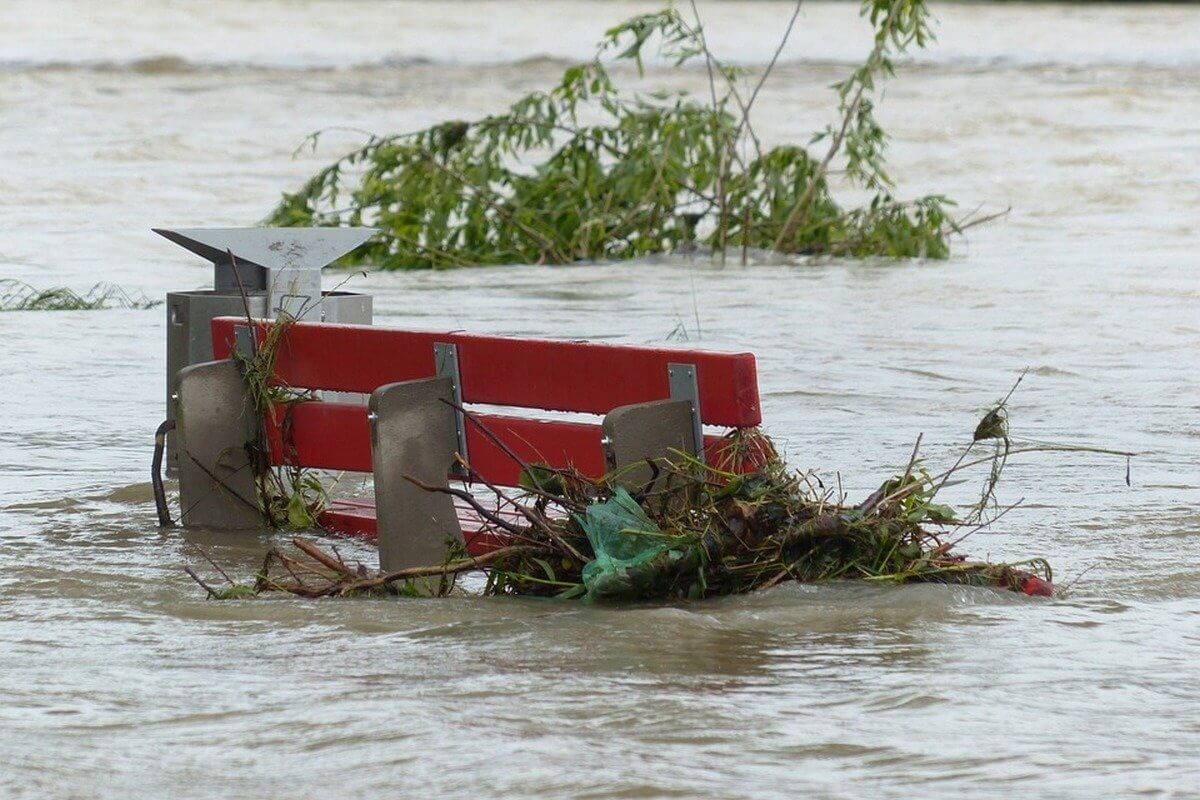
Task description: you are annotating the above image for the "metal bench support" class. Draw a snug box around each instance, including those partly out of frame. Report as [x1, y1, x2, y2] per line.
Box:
[601, 399, 698, 491]
[668, 362, 705, 464]
[434, 342, 469, 475]
[174, 360, 263, 529]
[369, 376, 465, 579]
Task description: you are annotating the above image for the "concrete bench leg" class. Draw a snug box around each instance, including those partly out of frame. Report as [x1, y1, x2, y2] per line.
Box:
[174, 360, 264, 529]
[601, 399, 699, 492]
[369, 377, 465, 578]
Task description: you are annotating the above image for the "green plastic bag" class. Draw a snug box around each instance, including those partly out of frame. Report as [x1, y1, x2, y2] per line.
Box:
[576, 488, 675, 601]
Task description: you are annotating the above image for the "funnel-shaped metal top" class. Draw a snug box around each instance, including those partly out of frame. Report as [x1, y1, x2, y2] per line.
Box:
[153, 227, 378, 270]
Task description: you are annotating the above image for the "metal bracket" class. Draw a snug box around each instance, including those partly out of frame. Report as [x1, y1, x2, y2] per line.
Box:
[233, 323, 257, 359]
[668, 362, 704, 462]
[434, 342, 469, 470]
[368, 376, 465, 579]
[174, 360, 263, 529]
[601, 399, 697, 490]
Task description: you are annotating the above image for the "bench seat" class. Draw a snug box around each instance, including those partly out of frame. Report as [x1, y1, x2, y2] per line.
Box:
[174, 317, 763, 572]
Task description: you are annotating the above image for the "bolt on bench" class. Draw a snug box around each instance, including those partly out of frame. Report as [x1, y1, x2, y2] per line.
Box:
[173, 316, 762, 573]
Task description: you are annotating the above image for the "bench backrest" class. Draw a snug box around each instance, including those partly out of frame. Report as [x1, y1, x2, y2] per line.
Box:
[211, 316, 761, 486]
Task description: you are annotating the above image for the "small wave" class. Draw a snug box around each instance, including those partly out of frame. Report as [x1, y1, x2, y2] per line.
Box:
[0, 54, 446, 75]
[1029, 365, 1081, 378]
[883, 365, 960, 383]
[83, 482, 159, 505]
[4, 497, 85, 512]
[2, 52, 1199, 76]
[126, 55, 193, 75]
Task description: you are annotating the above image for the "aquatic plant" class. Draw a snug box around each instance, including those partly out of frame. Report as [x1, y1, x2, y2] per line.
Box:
[0, 280, 159, 311]
[268, 0, 996, 268]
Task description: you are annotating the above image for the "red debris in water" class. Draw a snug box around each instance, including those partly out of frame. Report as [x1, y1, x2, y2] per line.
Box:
[1020, 575, 1054, 597]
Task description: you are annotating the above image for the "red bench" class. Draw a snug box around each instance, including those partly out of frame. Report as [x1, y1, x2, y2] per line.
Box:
[173, 316, 762, 572]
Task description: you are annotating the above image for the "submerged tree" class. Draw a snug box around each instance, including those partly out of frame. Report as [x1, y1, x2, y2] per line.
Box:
[269, 0, 987, 269]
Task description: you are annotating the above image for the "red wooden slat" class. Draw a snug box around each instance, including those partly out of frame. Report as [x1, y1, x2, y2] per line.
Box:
[463, 413, 605, 486]
[265, 400, 733, 486]
[212, 317, 760, 427]
[320, 500, 514, 556]
[264, 401, 606, 482]
[319, 502, 376, 538]
[266, 401, 371, 472]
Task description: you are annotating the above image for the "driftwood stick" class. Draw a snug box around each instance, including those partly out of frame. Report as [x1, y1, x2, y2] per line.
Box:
[292, 537, 356, 577]
[345, 544, 551, 591]
[276, 548, 341, 581]
[440, 400, 536, 473]
[277, 550, 306, 583]
[518, 504, 587, 564]
[254, 549, 277, 592]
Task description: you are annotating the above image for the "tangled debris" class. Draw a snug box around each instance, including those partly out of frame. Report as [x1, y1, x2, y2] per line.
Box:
[189, 387, 1133, 603]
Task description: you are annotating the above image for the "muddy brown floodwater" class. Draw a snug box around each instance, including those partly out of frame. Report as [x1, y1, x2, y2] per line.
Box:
[1, 1, 1198, 797]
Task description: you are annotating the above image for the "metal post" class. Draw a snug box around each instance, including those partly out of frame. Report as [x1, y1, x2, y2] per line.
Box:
[434, 342, 469, 470]
[668, 362, 705, 463]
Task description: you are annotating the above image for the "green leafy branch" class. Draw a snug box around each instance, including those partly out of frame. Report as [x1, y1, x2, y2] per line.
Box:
[268, 0, 995, 268]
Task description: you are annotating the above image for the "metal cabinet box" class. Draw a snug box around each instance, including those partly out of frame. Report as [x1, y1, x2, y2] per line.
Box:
[165, 289, 372, 471]
[158, 227, 378, 473]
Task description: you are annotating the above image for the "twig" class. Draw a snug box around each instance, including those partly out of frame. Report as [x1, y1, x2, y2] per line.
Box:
[184, 566, 219, 599]
[875, 443, 1136, 512]
[1057, 563, 1099, 594]
[190, 544, 236, 585]
[772, 83, 865, 251]
[947, 497, 1025, 548]
[858, 433, 923, 514]
[449, 453, 590, 563]
[292, 537, 356, 577]
[347, 545, 553, 591]
[403, 475, 529, 538]
[439, 398, 585, 509]
[739, 0, 804, 142]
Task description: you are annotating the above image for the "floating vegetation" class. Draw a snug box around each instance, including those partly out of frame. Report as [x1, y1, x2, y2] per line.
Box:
[0, 280, 160, 311]
[268, 1, 1000, 269]
[188, 386, 1133, 603]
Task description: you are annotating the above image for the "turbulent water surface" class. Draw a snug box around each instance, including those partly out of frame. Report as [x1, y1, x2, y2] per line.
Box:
[1, 1, 1199, 797]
